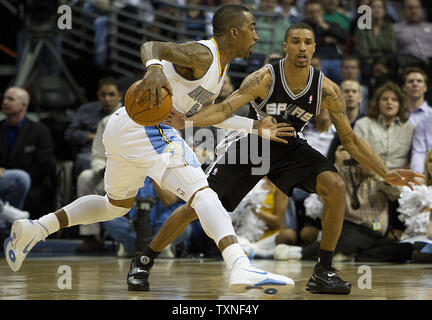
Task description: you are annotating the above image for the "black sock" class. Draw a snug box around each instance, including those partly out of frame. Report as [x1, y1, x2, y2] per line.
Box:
[318, 249, 334, 269]
[134, 245, 160, 269]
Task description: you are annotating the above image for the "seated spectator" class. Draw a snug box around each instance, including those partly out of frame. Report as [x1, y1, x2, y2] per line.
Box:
[366, 56, 394, 98]
[354, 81, 414, 170]
[410, 114, 432, 174]
[354, 0, 396, 78]
[303, 0, 347, 83]
[355, 81, 415, 234]
[340, 55, 368, 114]
[75, 113, 115, 253]
[311, 54, 322, 70]
[274, 143, 413, 263]
[230, 177, 289, 258]
[321, 0, 350, 32]
[254, 0, 292, 55]
[398, 147, 432, 262]
[0, 87, 56, 219]
[327, 79, 365, 163]
[402, 67, 432, 127]
[103, 177, 190, 258]
[394, 0, 432, 63]
[275, 0, 303, 24]
[65, 76, 122, 179]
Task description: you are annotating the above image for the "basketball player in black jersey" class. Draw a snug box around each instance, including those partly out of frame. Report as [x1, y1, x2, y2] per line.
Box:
[128, 23, 424, 294]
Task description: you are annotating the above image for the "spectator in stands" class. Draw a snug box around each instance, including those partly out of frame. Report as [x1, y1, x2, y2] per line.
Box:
[321, 0, 350, 31]
[65, 76, 122, 178]
[327, 80, 365, 163]
[0, 87, 56, 219]
[303, 0, 347, 83]
[353, 0, 396, 77]
[184, 0, 208, 41]
[410, 114, 432, 174]
[74, 113, 114, 253]
[354, 81, 414, 170]
[103, 177, 190, 258]
[275, 0, 303, 24]
[274, 141, 414, 263]
[311, 54, 322, 70]
[394, 0, 432, 63]
[254, 0, 292, 55]
[366, 55, 394, 98]
[402, 67, 432, 127]
[340, 55, 368, 114]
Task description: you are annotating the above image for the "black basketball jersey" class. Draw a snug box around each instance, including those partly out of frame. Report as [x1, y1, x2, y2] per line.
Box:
[249, 58, 324, 140]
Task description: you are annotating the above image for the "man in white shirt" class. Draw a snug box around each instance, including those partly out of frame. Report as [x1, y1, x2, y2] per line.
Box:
[402, 67, 432, 127]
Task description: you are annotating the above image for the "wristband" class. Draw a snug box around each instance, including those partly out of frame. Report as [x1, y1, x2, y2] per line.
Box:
[146, 59, 162, 68]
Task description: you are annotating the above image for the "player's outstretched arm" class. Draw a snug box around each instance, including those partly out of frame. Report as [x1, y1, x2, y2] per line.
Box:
[184, 68, 295, 143]
[188, 67, 271, 126]
[136, 41, 213, 106]
[322, 77, 424, 189]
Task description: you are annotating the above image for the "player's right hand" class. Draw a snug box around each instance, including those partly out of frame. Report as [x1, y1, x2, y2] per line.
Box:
[134, 66, 173, 107]
[257, 115, 296, 144]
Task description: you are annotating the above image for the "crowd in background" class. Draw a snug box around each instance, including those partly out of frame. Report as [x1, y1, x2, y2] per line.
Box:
[0, 0, 431, 263]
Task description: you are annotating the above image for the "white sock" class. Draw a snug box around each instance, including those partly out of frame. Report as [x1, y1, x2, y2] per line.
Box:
[37, 213, 60, 236]
[222, 243, 251, 271]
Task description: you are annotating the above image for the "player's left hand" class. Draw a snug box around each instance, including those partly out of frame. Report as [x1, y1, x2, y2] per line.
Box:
[163, 108, 186, 129]
[383, 169, 425, 190]
[257, 115, 296, 144]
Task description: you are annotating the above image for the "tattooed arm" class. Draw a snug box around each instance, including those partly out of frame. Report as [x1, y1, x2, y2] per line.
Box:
[322, 77, 424, 188]
[136, 41, 213, 106]
[184, 67, 295, 143]
[188, 67, 272, 126]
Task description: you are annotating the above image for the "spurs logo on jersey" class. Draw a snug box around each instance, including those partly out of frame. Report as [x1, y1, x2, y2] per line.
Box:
[266, 103, 314, 122]
[250, 58, 323, 135]
[186, 85, 216, 117]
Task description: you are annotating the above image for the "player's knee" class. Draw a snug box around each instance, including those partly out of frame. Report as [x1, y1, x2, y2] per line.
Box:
[190, 187, 219, 209]
[276, 229, 298, 245]
[183, 204, 198, 222]
[104, 196, 131, 220]
[317, 172, 345, 200]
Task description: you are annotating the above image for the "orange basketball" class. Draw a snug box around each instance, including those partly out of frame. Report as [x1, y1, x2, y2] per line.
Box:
[124, 80, 172, 126]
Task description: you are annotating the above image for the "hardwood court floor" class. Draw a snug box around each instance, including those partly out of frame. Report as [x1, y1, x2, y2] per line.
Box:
[1, 256, 432, 300]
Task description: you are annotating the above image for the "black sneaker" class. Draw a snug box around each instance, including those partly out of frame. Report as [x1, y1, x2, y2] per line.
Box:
[306, 263, 351, 294]
[127, 255, 154, 291]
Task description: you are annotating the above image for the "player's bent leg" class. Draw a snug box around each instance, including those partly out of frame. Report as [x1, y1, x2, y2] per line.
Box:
[189, 187, 295, 295]
[150, 203, 198, 253]
[305, 171, 351, 294]
[4, 194, 133, 272]
[127, 203, 198, 291]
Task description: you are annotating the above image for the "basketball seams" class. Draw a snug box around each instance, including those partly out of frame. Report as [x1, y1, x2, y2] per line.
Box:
[124, 80, 172, 126]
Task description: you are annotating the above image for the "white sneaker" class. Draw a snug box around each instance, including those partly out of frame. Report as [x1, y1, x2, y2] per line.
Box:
[229, 264, 295, 295]
[159, 244, 175, 258]
[0, 203, 30, 223]
[4, 219, 48, 272]
[274, 244, 302, 260]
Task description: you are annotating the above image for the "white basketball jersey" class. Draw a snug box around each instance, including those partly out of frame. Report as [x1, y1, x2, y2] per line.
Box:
[161, 38, 228, 117]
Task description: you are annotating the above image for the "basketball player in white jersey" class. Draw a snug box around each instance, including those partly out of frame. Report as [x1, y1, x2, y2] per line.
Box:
[4, 5, 296, 295]
[130, 23, 425, 294]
